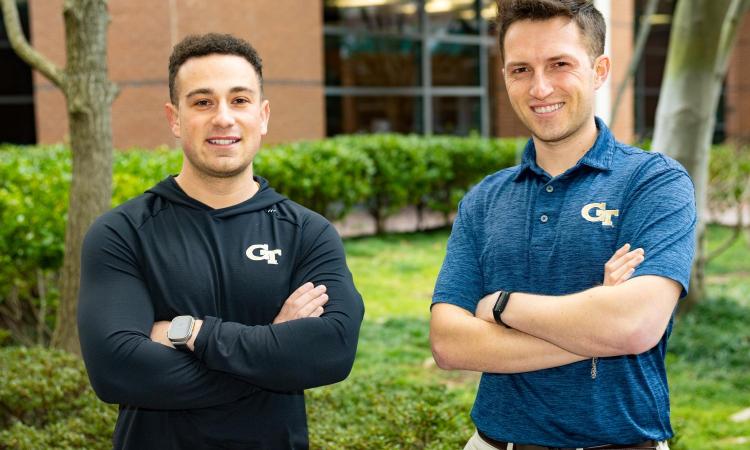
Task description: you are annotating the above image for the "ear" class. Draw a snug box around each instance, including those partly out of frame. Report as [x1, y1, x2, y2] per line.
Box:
[259, 99, 271, 136]
[165, 103, 181, 138]
[593, 55, 611, 90]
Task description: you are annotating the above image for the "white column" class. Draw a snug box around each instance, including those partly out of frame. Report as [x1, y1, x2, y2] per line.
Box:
[594, 0, 612, 125]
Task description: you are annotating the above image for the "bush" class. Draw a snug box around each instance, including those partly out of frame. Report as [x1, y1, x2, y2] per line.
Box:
[255, 139, 375, 220]
[0, 136, 522, 344]
[0, 346, 117, 450]
[308, 373, 473, 449]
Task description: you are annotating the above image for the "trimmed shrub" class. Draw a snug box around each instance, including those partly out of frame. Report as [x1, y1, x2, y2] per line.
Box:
[0, 135, 523, 344]
[255, 139, 375, 220]
[0, 346, 117, 450]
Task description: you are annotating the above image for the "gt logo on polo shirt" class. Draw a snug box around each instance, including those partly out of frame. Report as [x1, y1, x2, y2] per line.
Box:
[246, 244, 282, 265]
[581, 202, 620, 227]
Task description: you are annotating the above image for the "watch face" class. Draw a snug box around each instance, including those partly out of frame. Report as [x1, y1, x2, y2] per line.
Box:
[168, 316, 194, 340]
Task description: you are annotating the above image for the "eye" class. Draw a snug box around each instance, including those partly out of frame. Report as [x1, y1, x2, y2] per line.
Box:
[193, 99, 211, 107]
[552, 61, 569, 69]
[511, 67, 529, 75]
[233, 97, 251, 105]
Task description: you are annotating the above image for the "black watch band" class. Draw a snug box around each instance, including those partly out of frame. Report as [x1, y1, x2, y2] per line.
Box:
[492, 291, 513, 328]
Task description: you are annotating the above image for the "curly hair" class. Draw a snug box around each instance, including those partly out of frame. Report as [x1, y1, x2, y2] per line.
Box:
[168, 33, 263, 104]
[496, 0, 605, 62]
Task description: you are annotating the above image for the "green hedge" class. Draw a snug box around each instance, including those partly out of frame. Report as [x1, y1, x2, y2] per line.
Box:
[0, 135, 522, 344]
[0, 346, 117, 450]
[0, 345, 471, 449]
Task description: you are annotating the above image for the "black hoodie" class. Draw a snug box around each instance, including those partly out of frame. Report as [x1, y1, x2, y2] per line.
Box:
[78, 176, 364, 450]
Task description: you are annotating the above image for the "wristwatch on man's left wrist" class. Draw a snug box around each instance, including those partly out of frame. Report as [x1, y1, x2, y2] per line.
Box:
[168, 315, 196, 351]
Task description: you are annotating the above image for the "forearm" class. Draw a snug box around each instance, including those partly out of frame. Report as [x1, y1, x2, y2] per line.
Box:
[430, 303, 587, 373]
[80, 328, 257, 409]
[194, 307, 362, 391]
[502, 276, 680, 356]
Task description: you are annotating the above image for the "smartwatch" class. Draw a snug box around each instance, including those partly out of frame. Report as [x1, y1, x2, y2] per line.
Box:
[492, 291, 513, 329]
[167, 315, 195, 351]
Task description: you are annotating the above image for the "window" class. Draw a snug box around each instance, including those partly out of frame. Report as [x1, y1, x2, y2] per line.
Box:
[324, 0, 496, 136]
[0, 0, 36, 144]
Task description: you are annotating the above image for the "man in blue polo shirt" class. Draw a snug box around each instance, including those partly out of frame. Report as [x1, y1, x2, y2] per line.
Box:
[430, 1, 696, 449]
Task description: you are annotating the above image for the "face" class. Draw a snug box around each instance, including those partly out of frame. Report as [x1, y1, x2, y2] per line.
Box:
[165, 54, 270, 179]
[502, 17, 609, 146]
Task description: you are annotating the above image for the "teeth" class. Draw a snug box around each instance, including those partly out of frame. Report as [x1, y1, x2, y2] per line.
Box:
[533, 103, 563, 114]
[208, 139, 238, 145]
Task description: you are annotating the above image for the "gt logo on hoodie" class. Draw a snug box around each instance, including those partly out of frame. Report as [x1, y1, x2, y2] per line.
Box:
[246, 244, 282, 265]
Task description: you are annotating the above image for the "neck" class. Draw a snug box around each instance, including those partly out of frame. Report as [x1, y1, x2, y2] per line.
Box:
[533, 118, 599, 177]
[174, 165, 259, 209]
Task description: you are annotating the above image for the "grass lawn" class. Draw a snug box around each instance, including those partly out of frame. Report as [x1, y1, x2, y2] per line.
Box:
[307, 225, 750, 449]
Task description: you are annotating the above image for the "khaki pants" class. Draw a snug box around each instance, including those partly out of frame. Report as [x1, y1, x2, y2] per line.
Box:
[463, 430, 671, 450]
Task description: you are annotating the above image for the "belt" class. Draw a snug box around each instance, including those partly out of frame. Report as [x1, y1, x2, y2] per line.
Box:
[477, 431, 659, 450]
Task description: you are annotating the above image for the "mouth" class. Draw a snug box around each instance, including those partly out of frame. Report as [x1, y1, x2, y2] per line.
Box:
[206, 137, 241, 146]
[531, 102, 564, 114]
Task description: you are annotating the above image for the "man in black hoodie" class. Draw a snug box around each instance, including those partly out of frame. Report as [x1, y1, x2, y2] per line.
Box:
[77, 33, 364, 450]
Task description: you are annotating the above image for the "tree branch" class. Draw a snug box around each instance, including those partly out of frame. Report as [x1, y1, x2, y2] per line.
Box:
[714, 0, 747, 76]
[1, 0, 65, 89]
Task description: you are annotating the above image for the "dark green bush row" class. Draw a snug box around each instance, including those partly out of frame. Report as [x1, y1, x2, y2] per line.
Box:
[0, 347, 471, 449]
[0, 135, 521, 344]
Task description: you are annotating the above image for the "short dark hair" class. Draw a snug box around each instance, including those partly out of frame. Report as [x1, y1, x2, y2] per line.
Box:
[496, 0, 605, 62]
[168, 33, 263, 105]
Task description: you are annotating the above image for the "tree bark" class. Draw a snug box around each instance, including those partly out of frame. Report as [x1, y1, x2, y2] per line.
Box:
[651, 0, 749, 313]
[52, 0, 118, 353]
[2, 0, 117, 353]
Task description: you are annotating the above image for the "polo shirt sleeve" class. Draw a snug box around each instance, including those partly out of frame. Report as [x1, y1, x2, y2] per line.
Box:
[432, 193, 485, 313]
[618, 158, 697, 297]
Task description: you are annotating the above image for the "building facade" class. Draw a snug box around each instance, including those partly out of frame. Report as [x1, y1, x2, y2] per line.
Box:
[0, 0, 746, 148]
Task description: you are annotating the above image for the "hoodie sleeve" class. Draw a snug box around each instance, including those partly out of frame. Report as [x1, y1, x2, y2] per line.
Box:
[77, 215, 258, 409]
[192, 218, 364, 392]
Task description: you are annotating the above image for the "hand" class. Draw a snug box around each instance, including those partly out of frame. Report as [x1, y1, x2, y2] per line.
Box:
[603, 243, 644, 286]
[273, 282, 329, 324]
[475, 291, 501, 323]
[151, 320, 173, 348]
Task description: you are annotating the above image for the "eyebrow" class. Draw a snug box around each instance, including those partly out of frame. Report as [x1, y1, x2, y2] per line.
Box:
[185, 86, 256, 98]
[505, 54, 574, 68]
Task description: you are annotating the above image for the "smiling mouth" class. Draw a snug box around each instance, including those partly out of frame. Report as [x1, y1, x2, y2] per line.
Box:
[532, 103, 564, 114]
[206, 138, 241, 145]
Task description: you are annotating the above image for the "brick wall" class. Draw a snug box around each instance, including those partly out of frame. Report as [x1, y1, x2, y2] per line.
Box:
[29, 0, 325, 149]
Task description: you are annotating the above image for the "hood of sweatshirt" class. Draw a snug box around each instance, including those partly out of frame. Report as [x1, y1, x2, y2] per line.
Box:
[146, 175, 286, 219]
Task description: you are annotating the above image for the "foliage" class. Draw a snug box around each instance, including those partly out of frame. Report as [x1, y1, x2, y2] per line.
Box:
[255, 139, 375, 220]
[0, 136, 519, 344]
[0, 228, 749, 448]
[0, 346, 117, 450]
[707, 142, 750, 219]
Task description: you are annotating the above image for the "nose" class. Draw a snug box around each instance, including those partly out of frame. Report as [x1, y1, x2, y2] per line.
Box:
[211, 101, 236, 128]
[529, 72, 554, 100]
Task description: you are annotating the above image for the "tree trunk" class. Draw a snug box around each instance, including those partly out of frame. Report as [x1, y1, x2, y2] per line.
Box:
[651, 0, 748, 313]
[51, 0, 117, 353]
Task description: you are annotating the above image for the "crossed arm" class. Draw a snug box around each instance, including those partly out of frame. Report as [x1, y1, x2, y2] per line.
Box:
[79, 218, 363, 409]
[430, 244, 681, 373]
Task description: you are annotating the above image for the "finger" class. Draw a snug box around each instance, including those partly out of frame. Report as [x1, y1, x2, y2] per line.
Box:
[615, 268, 636, 285]
[610, 253, 644, 281]
[296, 294, 329, 318]
[290, 284, 326, 307]
[606, 243, 631, 265]
[310, 306, 325, 318]
[287, 282, 315, 302]
[607, 248, 644, 274]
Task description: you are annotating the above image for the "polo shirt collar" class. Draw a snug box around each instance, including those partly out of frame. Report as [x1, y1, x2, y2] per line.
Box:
[513, 116, 615, 181]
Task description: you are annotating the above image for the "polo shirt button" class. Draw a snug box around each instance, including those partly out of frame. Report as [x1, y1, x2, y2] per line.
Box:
[546, 185, 554, 193]
[540, 214, 549, 223]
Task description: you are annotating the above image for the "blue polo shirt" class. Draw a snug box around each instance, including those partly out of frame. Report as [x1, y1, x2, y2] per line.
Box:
[432, 118, 696, 447]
